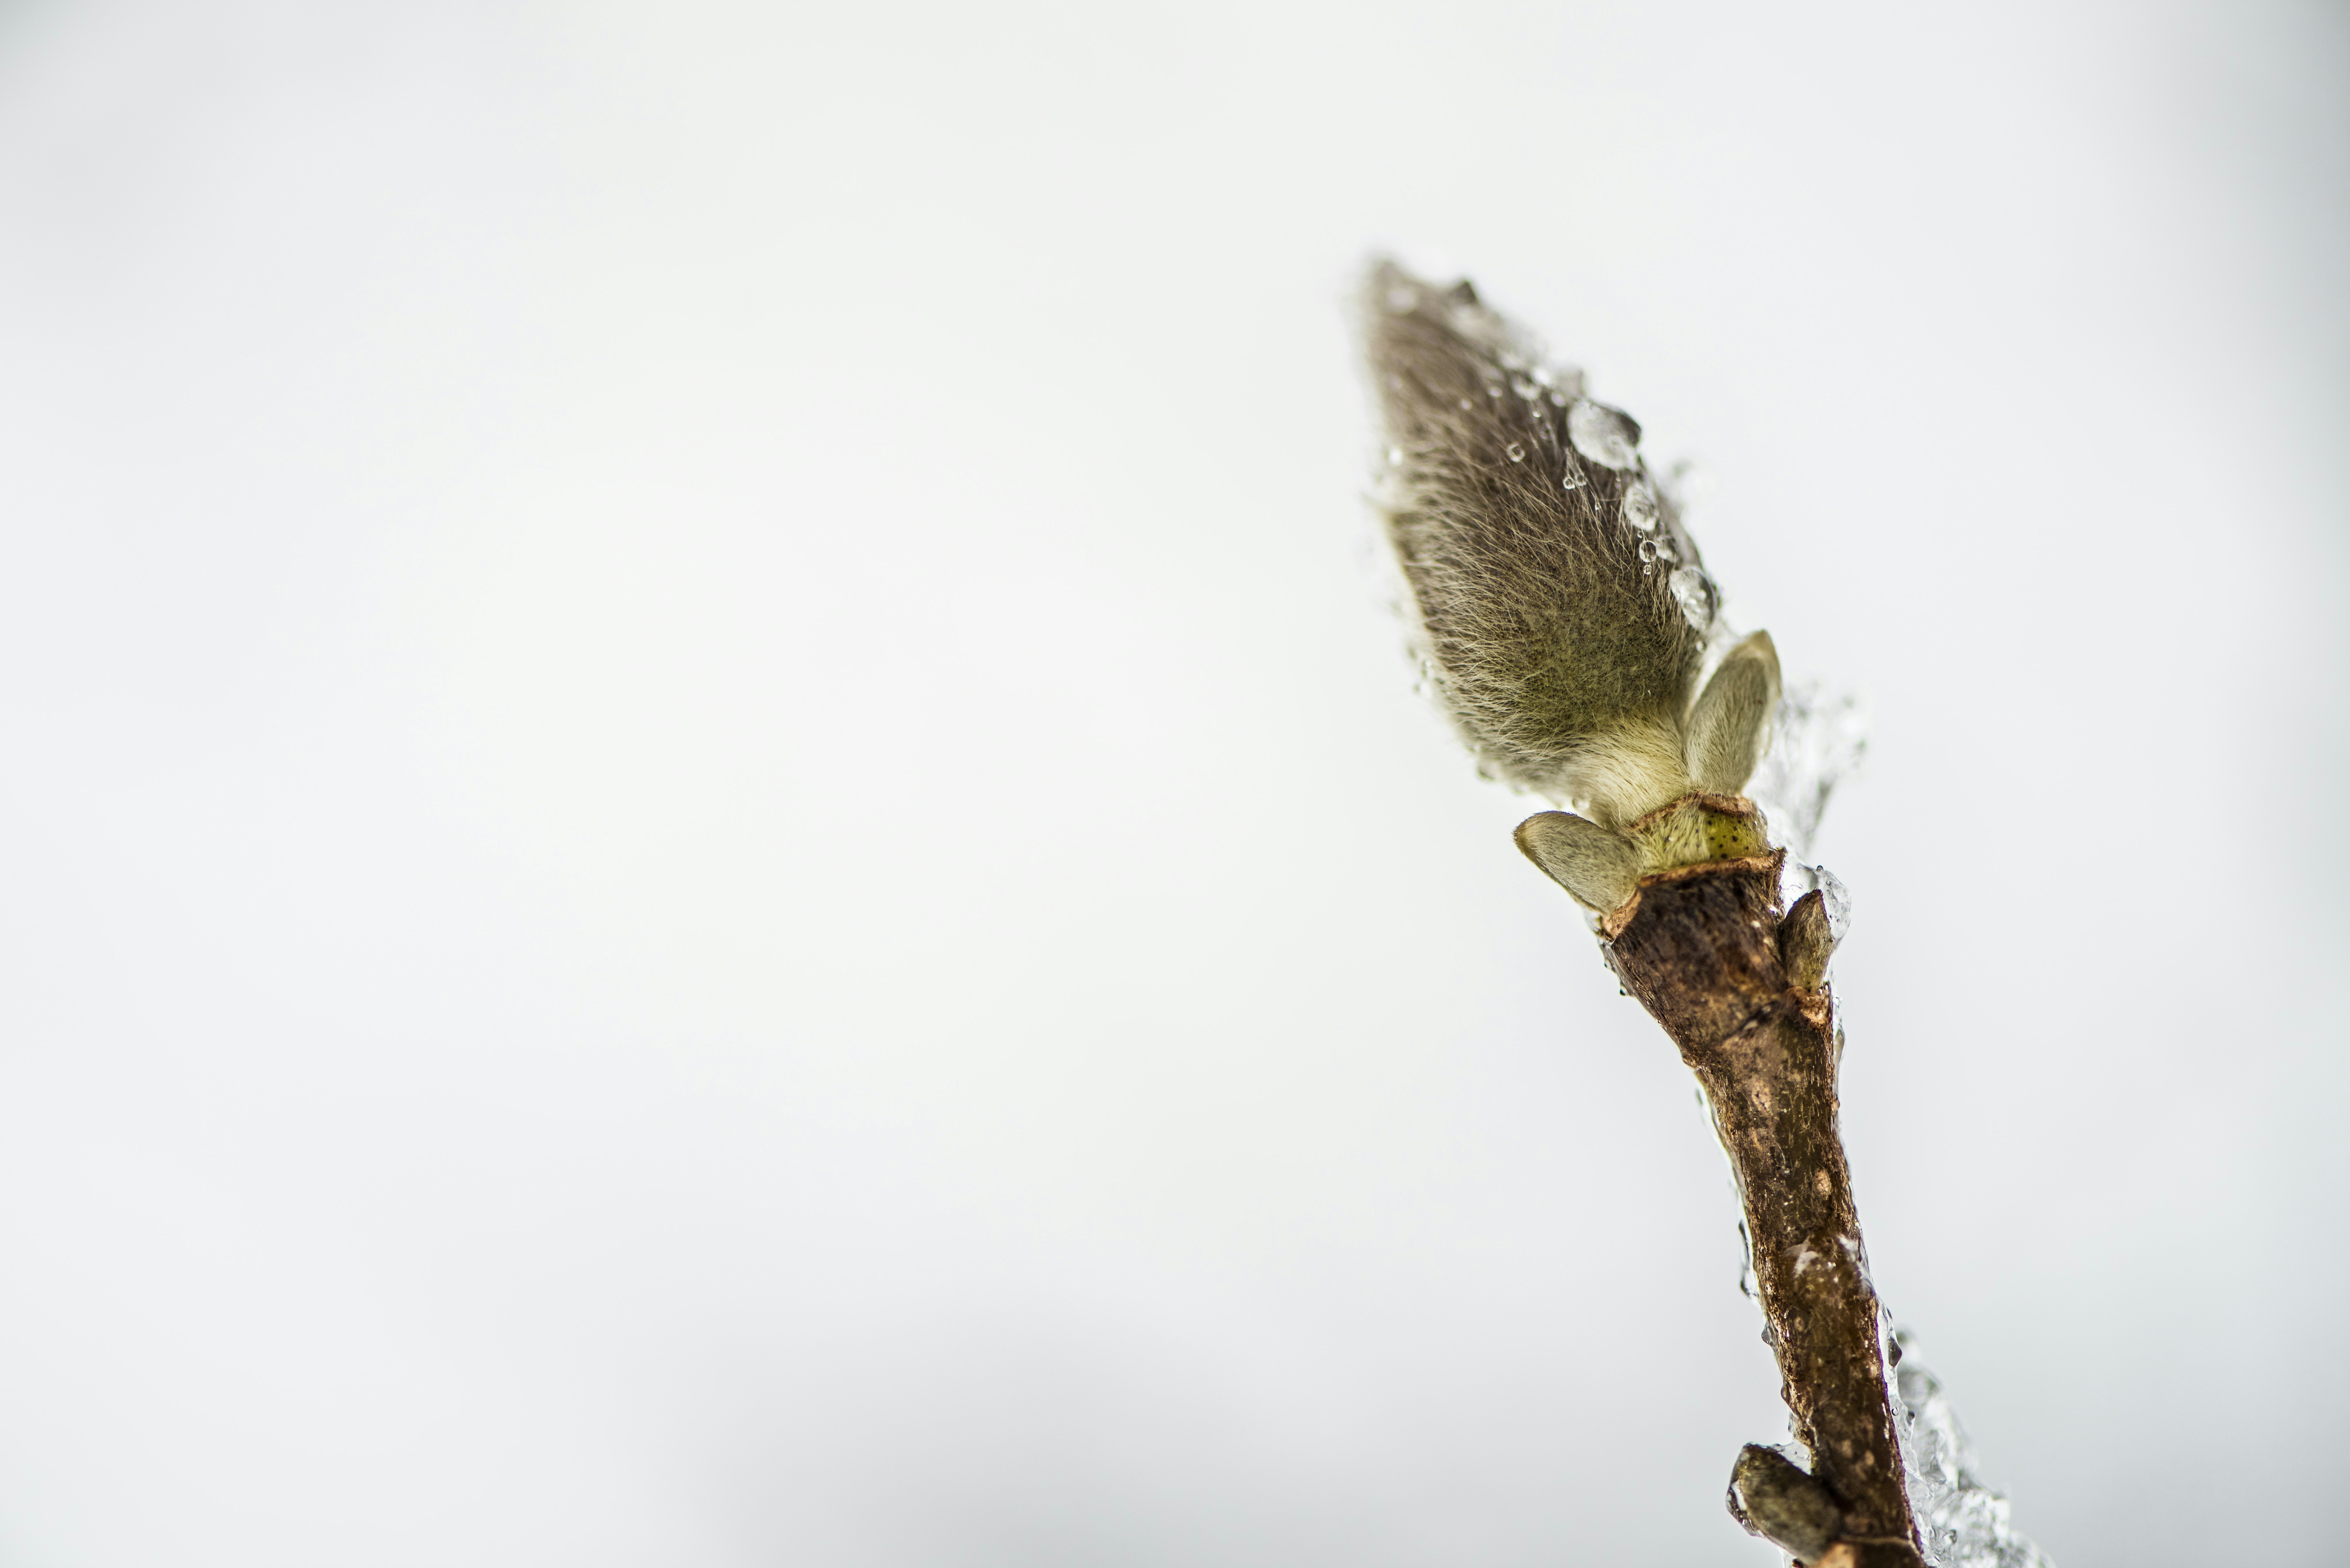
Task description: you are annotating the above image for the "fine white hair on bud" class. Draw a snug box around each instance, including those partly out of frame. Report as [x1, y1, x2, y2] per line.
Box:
[1358, 259, 1740, 828]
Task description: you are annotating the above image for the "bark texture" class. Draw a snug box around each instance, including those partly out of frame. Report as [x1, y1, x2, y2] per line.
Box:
[1604, 851, 1925, 1568]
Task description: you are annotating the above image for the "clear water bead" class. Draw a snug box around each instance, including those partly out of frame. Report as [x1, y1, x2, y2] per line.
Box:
[1668, 564, 1715, 630]
[1566, 401, 1640, 471]
[1561, 470, 1586, 491]
[1621, 478, 1661, 532]
[1505, 442, 1525, 462]
[1511, 376, 1540, 400]
[1638, 538, 1660, 563]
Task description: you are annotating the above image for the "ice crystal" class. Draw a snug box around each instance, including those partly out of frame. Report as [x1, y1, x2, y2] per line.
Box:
[1892, 1333, 2054, 1568]
[1745, 681, 1867, 860]
[1779, 861, 1852, 942]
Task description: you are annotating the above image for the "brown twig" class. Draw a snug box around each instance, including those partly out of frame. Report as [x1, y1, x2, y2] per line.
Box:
[1353, 261, 1927, 1562]
[1602, 824, 1924, 1567]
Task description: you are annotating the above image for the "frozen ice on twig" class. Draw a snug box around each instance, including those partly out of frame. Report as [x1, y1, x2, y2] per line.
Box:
[1891, 1332, 2055, 1568]
[1747, 681, 1868, 860]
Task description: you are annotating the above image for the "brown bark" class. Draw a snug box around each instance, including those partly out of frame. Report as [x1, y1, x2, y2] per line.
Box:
[1603, 851, 1924, 1567]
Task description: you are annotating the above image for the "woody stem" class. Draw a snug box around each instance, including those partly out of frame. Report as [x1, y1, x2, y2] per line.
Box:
[1603, 851, 1924, 1567]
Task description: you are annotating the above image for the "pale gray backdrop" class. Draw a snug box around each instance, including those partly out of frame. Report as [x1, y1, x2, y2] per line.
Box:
[1, 1, 2344, 1564]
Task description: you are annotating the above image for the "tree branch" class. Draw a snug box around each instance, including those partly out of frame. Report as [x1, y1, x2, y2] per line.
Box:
[1602, 829, 1924, 1567]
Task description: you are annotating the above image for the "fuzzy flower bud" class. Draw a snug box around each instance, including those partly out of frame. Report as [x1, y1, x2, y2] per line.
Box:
[1360, 260, 1784, 908]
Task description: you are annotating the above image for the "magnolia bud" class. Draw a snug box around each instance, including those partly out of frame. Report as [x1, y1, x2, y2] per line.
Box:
[1360, 260, 1757, 829]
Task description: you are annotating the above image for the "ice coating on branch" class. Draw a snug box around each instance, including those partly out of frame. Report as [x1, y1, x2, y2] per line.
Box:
[1892, 1333, 2054, 1568]
[1782, 861, 1853, 945]
[1813, 864, 1852, 941]
[1746, 681, 1869, 859]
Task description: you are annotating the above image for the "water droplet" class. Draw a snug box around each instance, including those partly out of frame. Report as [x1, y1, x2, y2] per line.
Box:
[1547, 389, 1569, 407]
[1531, 365, 1555, 388]
[1561, 470, 1586, 492]
[1385, 286, 1417, 313]
[1458, 398, 1474, 411]
[1566, 401, 1641, 471]
[1484, 381, 1505, 398]
[1510, 376, 1539, 400]
[1669, 565, 1715, 630]
[1643, 562, 1655, 575]
[1638, 538, 1660, 562]
[1621, 478, 1661, 532]
[1498, 350, 1528, 372]
[1505, 442, 1525, 462]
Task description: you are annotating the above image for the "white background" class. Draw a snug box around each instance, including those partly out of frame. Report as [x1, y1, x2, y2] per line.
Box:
[2, 1, 2344, 1563]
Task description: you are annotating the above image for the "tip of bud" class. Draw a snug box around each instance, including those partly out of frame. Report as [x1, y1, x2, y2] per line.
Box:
[1356, 260, 1733, 825]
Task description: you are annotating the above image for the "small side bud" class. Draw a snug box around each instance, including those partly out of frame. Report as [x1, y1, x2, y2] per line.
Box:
[1514, 811, 1641, 912]
[1685, 630, 1782, 795]
[1779, 888, 1840, 991]
[1725, 1443, 1845, 1563]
